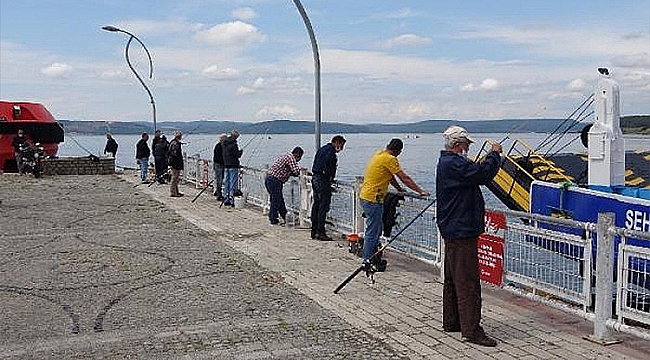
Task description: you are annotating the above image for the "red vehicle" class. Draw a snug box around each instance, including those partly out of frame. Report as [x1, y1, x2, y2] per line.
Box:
[0, 101, 64, 172]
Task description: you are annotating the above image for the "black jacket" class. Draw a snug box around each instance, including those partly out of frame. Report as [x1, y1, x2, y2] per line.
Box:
[167, 139, 183, 170]
[311, 143, 338, 182]
[135, 139, 150, 159]
[104, 138, 118, 155]
[222, 137, 242, 168]
[153, 138, 168, 158]
[12, 135, 27, 153]
[435, 150, 501, 241]
[213, 142, 224, 165]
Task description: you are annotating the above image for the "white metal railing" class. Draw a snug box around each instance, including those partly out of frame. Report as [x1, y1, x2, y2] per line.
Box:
[180, 156, 650, 340]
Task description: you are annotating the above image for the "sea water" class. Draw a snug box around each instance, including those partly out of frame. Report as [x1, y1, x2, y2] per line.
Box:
[59, 132, 650, 208]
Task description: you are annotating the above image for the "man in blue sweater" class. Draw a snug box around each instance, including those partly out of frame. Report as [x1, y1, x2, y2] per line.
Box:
[436, 126, 502, 347]
[310, 135, 346, 241]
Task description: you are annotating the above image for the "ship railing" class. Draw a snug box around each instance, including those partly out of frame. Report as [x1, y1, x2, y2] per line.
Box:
[181, 154, 650, 340]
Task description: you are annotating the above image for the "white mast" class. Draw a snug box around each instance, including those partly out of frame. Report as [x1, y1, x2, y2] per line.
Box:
[588, 68, 626, 187]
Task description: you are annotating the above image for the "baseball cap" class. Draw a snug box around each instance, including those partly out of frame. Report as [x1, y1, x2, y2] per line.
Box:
[443, 126, 474, 144]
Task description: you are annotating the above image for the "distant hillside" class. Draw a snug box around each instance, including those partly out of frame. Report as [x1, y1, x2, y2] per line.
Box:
[58, 115, 649, 135]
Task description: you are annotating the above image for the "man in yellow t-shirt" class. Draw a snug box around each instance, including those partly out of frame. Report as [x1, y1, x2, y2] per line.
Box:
[360, 138, 429, 268]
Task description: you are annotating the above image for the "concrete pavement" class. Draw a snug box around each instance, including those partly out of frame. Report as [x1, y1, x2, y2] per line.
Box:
[1, 173, 648, 359]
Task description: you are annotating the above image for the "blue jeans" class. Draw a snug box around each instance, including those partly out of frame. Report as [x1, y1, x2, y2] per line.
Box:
[265, 175, 286, 223]
[310, 175, 332, 235]
[361, 199, 384, 261]
[213, 163, 224, 197]
[138, 157, 149, 181]
[224, 168, 239, 202]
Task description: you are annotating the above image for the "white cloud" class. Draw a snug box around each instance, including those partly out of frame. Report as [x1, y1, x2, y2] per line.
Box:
[567, 78, 586, 91]
[40, 63, 74, 77]
[110, 19, 202, 37]
[461, 83, 476, 92]
[480, 78, 499, 90]
[194, 21, 265, 47]
[237, 77, 265, 94]
[202, 65, 241, 80]
[462, 25, 650, 60]
[460, 78, 499, 92]
[255, 105, 299, 119]
[381, 34, 433, 48]
[100, 69, 126, 80]
[231, 7, 257, 21]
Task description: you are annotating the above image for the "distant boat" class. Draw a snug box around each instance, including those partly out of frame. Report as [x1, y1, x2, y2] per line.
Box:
[0, 101, 65, 172]
[404, 134, 420, 139]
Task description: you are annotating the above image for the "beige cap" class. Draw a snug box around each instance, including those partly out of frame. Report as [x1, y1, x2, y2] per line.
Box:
[443, 126, 474, 144]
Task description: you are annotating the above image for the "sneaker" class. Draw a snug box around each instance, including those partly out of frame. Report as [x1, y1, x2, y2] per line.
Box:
[216, 195, 224, 201]
[310, 231, 317, 239]
[462, 334, 497, 347]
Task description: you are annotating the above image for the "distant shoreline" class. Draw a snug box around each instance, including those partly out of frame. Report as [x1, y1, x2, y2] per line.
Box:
[58, 115, 650, 136]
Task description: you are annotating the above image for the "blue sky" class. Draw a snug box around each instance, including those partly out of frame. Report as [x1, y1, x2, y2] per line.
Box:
[1, 0, 648, 123]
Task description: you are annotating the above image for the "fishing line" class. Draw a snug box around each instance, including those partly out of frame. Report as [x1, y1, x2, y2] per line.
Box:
[535, 93, 594, 153]
[243, 127, 271, 167]
[546, 110, 594, 158]
[66, 133, 99, 157]
[541, 103, 594, 157]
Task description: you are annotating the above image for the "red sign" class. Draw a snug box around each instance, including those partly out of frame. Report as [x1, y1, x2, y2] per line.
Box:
[478, 211, 506, 286]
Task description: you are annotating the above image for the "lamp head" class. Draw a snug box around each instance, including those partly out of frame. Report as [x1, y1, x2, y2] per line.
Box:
[102, 25, 121, 32]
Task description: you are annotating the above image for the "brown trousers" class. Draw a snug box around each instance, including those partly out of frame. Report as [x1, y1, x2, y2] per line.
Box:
[443, 238, 483, 338]
[170, 168, 181, 196]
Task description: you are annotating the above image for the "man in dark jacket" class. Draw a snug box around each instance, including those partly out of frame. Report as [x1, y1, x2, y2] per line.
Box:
[168, 131, 184, 197]
[104, 134, 118, 157]
[310, 135, 346, 241]
[212, 134, 227, 201]
[153, 135, 169, 184]
[436, 126, 502, 347]
[135, 132, 150, 183]
[222, 130, 243, 206]
[12, 129, 28, 172]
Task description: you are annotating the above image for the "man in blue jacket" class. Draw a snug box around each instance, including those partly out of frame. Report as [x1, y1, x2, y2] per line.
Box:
[436, 126, 502, 347]
[310, 135, 346, 241]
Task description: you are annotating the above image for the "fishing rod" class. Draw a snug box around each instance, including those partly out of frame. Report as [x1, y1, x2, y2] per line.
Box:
[333, 196, 436, 294]
[191, 178, 214, 203]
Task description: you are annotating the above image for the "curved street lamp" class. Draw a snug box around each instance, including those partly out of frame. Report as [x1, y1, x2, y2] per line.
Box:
[291, 0, 321, 152]
[102, 25, 157, 133]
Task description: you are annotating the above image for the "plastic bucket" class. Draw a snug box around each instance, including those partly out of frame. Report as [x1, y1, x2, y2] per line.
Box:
[234, 196, 245, 209]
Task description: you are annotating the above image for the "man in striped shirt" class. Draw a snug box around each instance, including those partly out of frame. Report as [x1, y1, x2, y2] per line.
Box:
[265, 147, 304, 225]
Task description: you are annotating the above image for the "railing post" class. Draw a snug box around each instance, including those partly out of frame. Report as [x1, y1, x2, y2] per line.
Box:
[182, 152, 187, 183]
[586, 212, 621, 345]
[299, 169, 310, 227]
[353, 176, 364, 235]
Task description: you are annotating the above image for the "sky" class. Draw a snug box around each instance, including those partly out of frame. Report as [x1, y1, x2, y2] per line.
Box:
[1, 0, 649, 124]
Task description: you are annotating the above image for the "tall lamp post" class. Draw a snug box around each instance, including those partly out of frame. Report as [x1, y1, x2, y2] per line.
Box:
[102, 25, 157, 133]
[291, 0, 321, 152]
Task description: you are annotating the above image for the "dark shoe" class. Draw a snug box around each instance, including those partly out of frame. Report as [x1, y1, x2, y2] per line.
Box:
[316, 233, 333, 241]
[443, 326, 461, 333]
[463, 334, 497, 347]
[171, 194, 182, 197]
[311, 231, 317, 239]
[270, 220, 279, 225]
